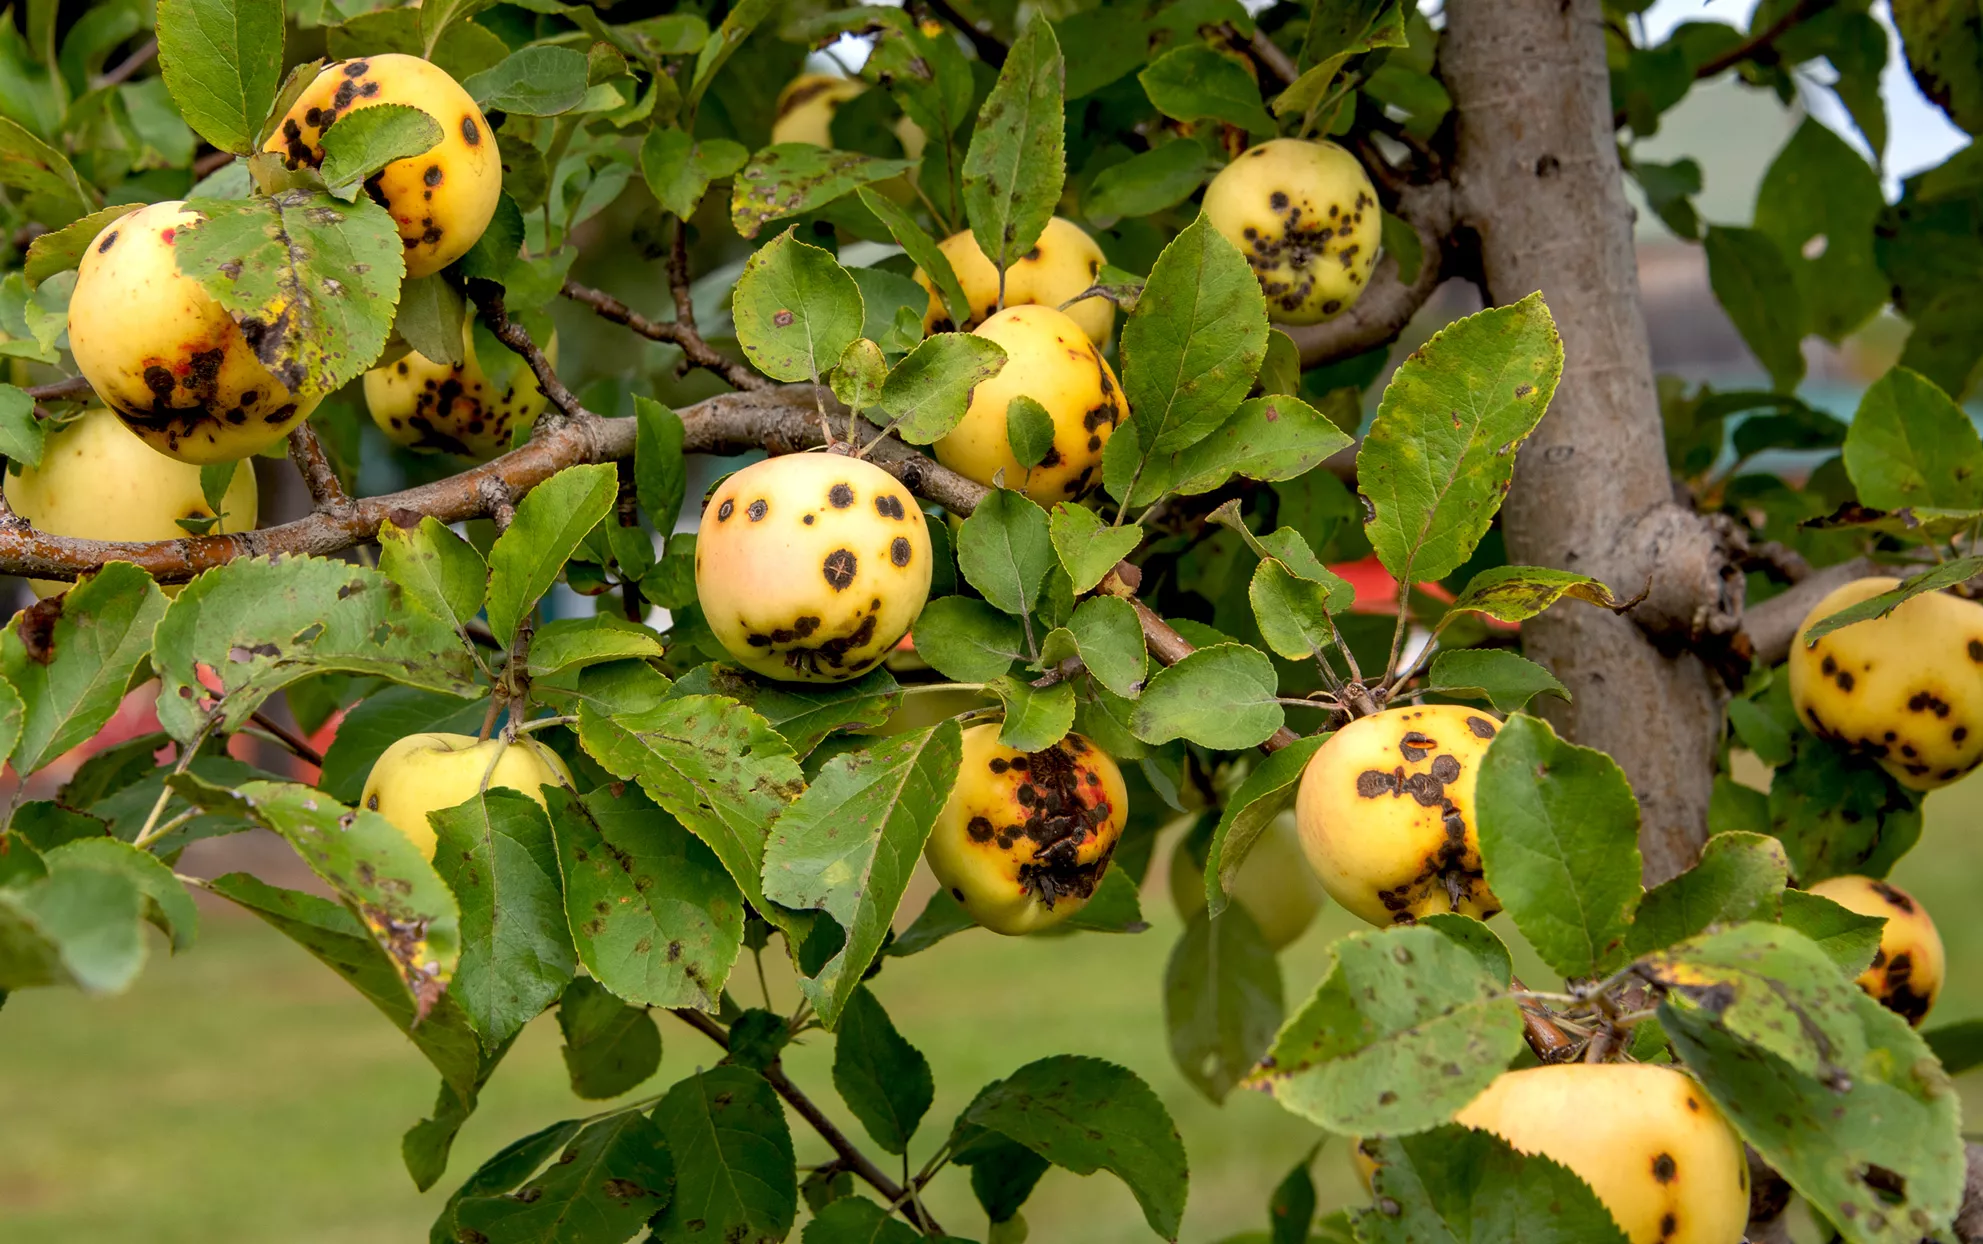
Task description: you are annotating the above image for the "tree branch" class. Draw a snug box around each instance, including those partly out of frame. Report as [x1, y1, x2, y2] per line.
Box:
[670, 1008, 945, 1236]
[1741, 557, 1877, 668]
[286, 421, 351, 514]
[466, 279, 584, 426]
[1246, 26, 1298, 87]
[98, 38, 159, 89]
[1280, 181, 1454, 369]
[920, 0, 1007, 67]
[25, 376, 92, 403]
[561, 279, 769, 393]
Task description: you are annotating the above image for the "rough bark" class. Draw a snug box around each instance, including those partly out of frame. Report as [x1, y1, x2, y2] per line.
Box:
[1443, 0, 1727, 884]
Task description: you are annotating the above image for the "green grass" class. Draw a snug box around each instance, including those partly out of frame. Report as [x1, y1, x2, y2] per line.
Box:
[2, 783, 1980, 1243]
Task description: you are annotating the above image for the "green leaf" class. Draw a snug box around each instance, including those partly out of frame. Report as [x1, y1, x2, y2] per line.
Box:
[22, 203, 142, 288]
[1085, 140, 1219, 224]
[0, 862, 145, 993]
[1923, 1019, 1983, 1075]
[1248, 559, 1342, 662]
[1778, 888, 1887, 978]
[429, 1118, 584, 1242]
[625, 398, 687, 541]
[393, 273, 466, 366]
[688, 0, 776, 108]
[1113, 213, 1268, 495]
[40, 837, 199, 953]
[1256, 924, 1523, 1136]
[1418, 911, 1513, 986]
[1766, 735, 1923, 885]
[732, 145, 915, 240]
[832, 338, 887, 420]
[1799, 555, 1983, 645]
[378, 514, 487, 641]
[184, 778, 461, 1018]
[462, 46, 589, 116]
[887, 888, 977, 958]
[962, 17, 1066, 279]
[1894, 0, 1983, 134]
[1162, 394, 1353, 502]
[0, 384, 45, 469]
[178, 190, 403, 400]
[1067, 596, 1147, 698]
[1627, 831, 1787, 957]
[963, 1055, 1188, 1240]
[1164, 905, 1282, 1103]
[732, 228, 865, 382]
[877, 333, 1008, 445]
[1004, 395, 1056, 470]
[0, 117, 94, 228]
[548, 784, 744, 1012]
[4, 563, 167, 775]
[857, 187, 970, 329]
[576, 684, 804, 929]
[1352, 1125, 1630, 1244]
[1841, 366, 1983, 511]
[155, 0, 283, 155]
[802, 1197, 922, 1243]
[152, 557, 479, 744]
[1358, 293, 1563, 584]
[958, 489, 1054, 616]
[1048, 503, 1141, 594]
[557, 976, 661, 1100]
[640, 126, 748, 222]
[1204, 733, 1328, 918]
[1755, 119, 1888, 342]
[849, 269, 926, 355]
[1133, 644, 1283, 750]
[485, 462, 618, 641]
[989, 675, 1076, 753]
[417, 0, 493, 59]
[1426, 648, 1568, 713]
[431, 790, 575, 1051]
[316, 102, 443, 190]
[909, 596, 1023, 683]
[527, 616, 665, 680]
[833, 984, 934, 1155]
[671, 664, 902, 759]
[649, 1065, 797, 1244]
[1704, 225, 1805, 393]
[1443, 564, 1629, 624]
[1140, 46, 1275, 135]
[455, 1111, 673, 1243]
[1268, 1146, 1319, 1244]
[764, 723, 962, 1025]
[1475, 714, 1642, 978]
[1656, 928, 1965, 1244]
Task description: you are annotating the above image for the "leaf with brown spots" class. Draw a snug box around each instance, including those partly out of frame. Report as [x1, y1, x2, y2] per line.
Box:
[730, 143, 915, 240]
[649, 1066, 795, 1244]
[960, 16, 1065, 281]
[3, 562, 167, 776]
[1627, 831, 1787, 958]
[455, 1110, 674, 1244]
[732, 228, 865, 382]
[1801, 555, 1983, 645]
[1353, 1125, 1629, 1244]
[1444, 563, 1632, 625]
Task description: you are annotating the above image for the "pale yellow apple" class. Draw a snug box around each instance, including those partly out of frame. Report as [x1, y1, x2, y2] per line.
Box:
[1203, 138, 1381, 325]
[914, 217, 1113, 345]
[360, 732, 574, 858]
[1807, 874, 1946, 1026]
[364, 327, 555, 459]
[1169, 810, 1325, 949]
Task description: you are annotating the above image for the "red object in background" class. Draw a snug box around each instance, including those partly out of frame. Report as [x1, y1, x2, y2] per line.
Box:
[1330, 555, 1456, 613]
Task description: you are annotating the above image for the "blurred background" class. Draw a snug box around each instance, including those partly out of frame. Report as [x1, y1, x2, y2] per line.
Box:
[2, 0, 1978, 1240]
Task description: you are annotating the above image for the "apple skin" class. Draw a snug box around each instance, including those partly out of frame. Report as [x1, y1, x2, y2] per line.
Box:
[933, 305, 1123, 506]
[1169, 810, 1326, 949]
[694, 453, 932, 684]
[924, 724, 1129, 935]
[1453, 1064, 1749, 1244]
[68, 200, 318, 464]
[1294, 703, 1502, 927]
[913, 217, 1113, 346]
[1202, 138, 1382, 325]
[364, 327, 556, 459]
[1787, 576, 1983, 790]
[4, 407, 256, 597]
[1806, 874, 1946, 1026]
[360, 732, 574, 858]
[267, 53, 500, 279]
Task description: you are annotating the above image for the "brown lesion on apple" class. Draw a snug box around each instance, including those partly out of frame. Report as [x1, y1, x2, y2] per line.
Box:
[971, 739, 1122, 909]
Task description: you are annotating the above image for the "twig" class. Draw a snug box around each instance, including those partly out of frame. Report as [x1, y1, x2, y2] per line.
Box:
[98, 37, 158, 89]
[1613, 0, 1831, 128]
[560, 279, 769, 393]
[24, 377, 92, 402]
[192, 150, 234, 177]
[465, 279, 585, 426]
[668, 221, 697, 328]
[922, 0, 1007, 67]
[1245, 26, 1298, 87]
[670, 1009, 945, 1236]
[1741, 557, 1877, 667]
[287, 421, 350, 513]
[249, 709, 325, 768]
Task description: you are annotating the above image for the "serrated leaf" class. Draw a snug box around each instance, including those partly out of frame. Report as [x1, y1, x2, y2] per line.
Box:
[858, 187, 970, 329]
[548, 784, 744, 1012]
[1204, 733, 1327, 918]
[1165, 905, 1282, 1103]
[1800, 556, 1983, 645]
[1133, 644, 1283, 749]
[1003, 395, 1056, 470]
[462, 46, 589, 117]
[485, 462, 618, 641]
[989, 675, 1076, 753]
[1778, 888, 1887, 978]
[1067, 596, 1146, 698]
[958, 489, 1054, 616]
[1253, 925, 1523, 1135]
[877, 333, 1007, 444]
[557, 976, 661, 1100]
[671, 664, 902, 759]
[641, 126, 748, 220]
[1443, 564, 1629, 624]
[1426, 647, 1568, 713]
[428, 1117, 585, 1243]
[155, 0, 283, 155]
[833, 984, 934, 1155]
[455, 1111, 673, 1244]
[1627, 831, 1787, 957]
[0, 862, 145, 993]
[1358, 294, 1562, 584]
[1048, 503, 1141, 594]
[1842, 366, 1983, 511]
[379, 513, 486, 642]
[317, 102, 443, 190]
[1353, 1125, 1630, 1244]
[1475, 714, 1642, 978]
[732, 145, 915, 240]
[40, 837, 199, 953]
[909, 596, 1024, 683]
[3, 563, 167, 775]
[152, 556, 479, 744]
[962, 17, 1065, 280]
[732, 229, 865, 382]
[1140, 45, 1275, 135]
[1162, 394, 1353, 502]
[0, 385, 44, 469]
[764, 723, 962, 1024]
[1085, 139, 1219, 224]
[649, 1065, 797, 1244]
[832, 338, 887, 420]
[23, 203, 142, 288]
[527, 616, 665, 680]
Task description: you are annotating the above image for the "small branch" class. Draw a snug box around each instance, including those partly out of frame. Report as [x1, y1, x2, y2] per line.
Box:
[466, 279, 585, 426]
[668, 222, 698, 329]
[1246, 26, 1299, 86]
[1280, 181, 1455, 369]
[287, 421, 351, 514]
[249, 709, 325, 768]
[561, 279, 769, 393]
[1740, 557, 1876, 668]
[670, 1009, 945, 1236]
[192, 150, 234, 177]
[98, 37, 159, 89]
[1613, 0, 1831, 128]
[24, 377, 92, 403]
[921, 0, 1007, 67]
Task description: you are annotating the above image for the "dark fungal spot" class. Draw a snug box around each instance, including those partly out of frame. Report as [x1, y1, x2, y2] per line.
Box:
[461, 116, 481, 145]
[890, 537, 912, 567]
[967, 817, 994, 842]
[746, 499, 767, 521]
[822, 548, 857, 590]
[1870, 880, 1914, 912]
[1908, 691, 1952, 717]
[423, 165, 442, 187]
[1399, 731, 1434, 763]
[874, 494, 905, 520]
[716, 499, 734, 521]
[1467, 716, 1497, 739]
[951, 887, 965, 901]
[1652, 1153, 1676, 1183]
[1685, 1096, 1699, 1111]
[1659, 1213, 1677, 1239]
[1970, 639, 1983, 662]
[803, 514, 814, 524]
[989, 758, 1008, 774]
[829, 483, 854, 508]
[345, 60, 369, 77]
[1430, 755, 1462, 783]
[97, 230, 118, 253]
[774, 309, 795, 327]
[1836, 671, 1855, 691]
[1822, 655, 1837, 675]
[1270, 191, 1289, 211]
[366, 794, 379, 810]
[1357, 770, 1397, 798]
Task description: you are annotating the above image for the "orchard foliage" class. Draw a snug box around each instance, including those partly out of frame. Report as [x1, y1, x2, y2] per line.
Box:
[0, 0, 1978, 1242]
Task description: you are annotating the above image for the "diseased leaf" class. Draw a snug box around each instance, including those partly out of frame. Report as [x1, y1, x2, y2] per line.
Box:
[378, 514, 486, 643]
[672, 664, 902, 759]
[877, 333, 1008, 445]
[1048, 503, 1141, 594]
[485, 462, 618, 641]
[649, 1065, 797, 1244]
[1353, 1125, 1630, 1244]
[962, 17, 1065, 282]
[3, 563, 167, 775]
[732, 145, 914, 240]
[1443, 564, 1630, 624]
[641, 126, 749, 221]
[1627, 831, 1787, 957]
[454, 1111, 673, 1244]
[732, 229, 865, 382]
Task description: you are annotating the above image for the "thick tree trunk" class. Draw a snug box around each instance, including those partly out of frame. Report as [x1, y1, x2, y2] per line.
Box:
[1441, 0, 1727, 883]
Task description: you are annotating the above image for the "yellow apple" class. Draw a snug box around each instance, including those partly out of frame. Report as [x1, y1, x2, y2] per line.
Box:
[360, 731, 574, 858]
[1202, 138, 1382, 325]
[1169, 810, 1326, 949]
[914, 217, 1113, 345]
[364, 326, 555, 459]
[1806, 874, 1945, 1026]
